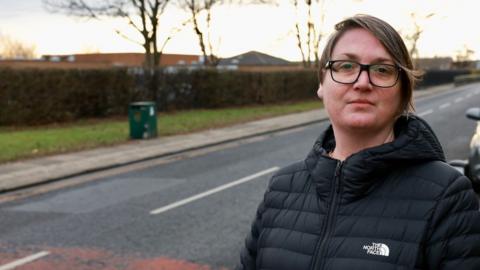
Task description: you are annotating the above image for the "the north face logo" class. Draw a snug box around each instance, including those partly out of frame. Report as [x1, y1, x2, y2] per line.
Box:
[363, 242, 390, 256]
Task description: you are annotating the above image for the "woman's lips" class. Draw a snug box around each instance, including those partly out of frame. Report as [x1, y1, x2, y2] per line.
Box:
[349, 99, 374, 105]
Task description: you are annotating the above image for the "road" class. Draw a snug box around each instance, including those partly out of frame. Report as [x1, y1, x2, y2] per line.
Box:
[0, 83, 479, 270]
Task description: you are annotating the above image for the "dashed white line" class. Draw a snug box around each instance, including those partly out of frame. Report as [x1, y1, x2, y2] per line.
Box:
[439, 103, 451, 109]
[455, 97, 464, 103]
[418, 109, 433, 117]
[0, 251, 50, 270]
[150, 167, 280, 215]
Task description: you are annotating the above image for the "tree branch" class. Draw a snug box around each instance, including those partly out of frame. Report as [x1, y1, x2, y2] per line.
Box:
[114, 29, 143, 45]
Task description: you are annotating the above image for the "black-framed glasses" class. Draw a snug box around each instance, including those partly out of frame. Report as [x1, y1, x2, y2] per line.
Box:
[325, 60, 402, 88]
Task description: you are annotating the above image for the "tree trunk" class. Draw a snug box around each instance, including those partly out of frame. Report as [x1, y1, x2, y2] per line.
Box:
[206, 2, 217, 66]
[293, 0, 307, 68]
[306, 0, 313, 67]
[190, 0, 209, 65]
[295, 22, 307, 67]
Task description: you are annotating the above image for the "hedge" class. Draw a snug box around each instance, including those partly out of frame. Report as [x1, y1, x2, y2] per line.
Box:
[454, 73, 480, 86]
[1, 66, 469, 126]
[0, 68, 135, 125]
[0, 68, 319, 126]
[416, 69, 470, 88]
[156, 69, 318, 110]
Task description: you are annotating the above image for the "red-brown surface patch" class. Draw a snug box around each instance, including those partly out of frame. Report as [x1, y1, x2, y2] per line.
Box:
[129, 257, 230, 270]
[0, 244, 228, 270]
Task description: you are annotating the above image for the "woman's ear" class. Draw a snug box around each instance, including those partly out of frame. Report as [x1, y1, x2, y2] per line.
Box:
[317, 83, 323, 100]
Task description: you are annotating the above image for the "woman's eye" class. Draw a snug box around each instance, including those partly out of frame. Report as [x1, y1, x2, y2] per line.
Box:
[378, 67, 388, 73]
[371, 66, 391, 76]
[336, 62, 355, 71]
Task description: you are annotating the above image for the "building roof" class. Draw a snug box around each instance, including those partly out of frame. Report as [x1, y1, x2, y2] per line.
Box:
[41, 53, 201, 67]
[218, 51, 291, 66]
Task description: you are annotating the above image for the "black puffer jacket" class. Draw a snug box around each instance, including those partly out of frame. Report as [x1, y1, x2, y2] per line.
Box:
[238, 115, 480, 270]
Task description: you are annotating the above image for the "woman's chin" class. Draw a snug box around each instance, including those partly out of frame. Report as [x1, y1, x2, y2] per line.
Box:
[341, 115, 379, 130]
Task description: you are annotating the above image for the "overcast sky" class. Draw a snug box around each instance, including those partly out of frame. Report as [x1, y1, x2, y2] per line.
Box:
[0, 0, 478, 61]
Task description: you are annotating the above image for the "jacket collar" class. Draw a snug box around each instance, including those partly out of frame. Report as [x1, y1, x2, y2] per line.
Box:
[305, 115, 446, 202]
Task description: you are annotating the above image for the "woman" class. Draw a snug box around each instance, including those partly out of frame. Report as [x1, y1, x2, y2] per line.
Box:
[237, 14, 480, 270]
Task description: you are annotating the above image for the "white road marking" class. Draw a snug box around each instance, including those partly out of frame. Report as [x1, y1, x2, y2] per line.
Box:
[418, 109, 433, 117]
[439, 103, 451, 109]
[467, 93, 473, 98]
[0, 251, 50, 270]
[150, 167, 280, 215]
[455, 97, 464, 103]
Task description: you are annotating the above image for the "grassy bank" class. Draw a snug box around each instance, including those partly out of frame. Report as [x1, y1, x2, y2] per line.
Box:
[0, 100, 322, 163]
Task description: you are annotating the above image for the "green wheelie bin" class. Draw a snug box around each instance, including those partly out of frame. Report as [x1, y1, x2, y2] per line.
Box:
[128, 102, 157, 139]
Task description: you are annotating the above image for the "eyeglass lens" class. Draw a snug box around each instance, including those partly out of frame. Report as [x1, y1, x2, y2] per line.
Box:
[329, 61, 399, 87]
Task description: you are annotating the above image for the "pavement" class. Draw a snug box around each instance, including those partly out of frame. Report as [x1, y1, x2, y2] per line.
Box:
[0, 83, 455, 193]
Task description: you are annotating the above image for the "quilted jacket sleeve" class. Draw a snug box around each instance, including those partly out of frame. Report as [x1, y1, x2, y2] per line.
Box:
[236, 198, 265, 270]
[426, 175, 480, 269]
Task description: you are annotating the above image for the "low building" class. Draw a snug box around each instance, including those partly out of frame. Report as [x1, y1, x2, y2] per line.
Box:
[415, 57, 453, 70]
[217, 51, 302, 71]
[0, 51, 306, 72]
[0, 53, 203, 69]
[451, 60, 479, 70]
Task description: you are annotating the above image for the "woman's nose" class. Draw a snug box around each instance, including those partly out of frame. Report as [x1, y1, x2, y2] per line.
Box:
[354, 70, 372, 89]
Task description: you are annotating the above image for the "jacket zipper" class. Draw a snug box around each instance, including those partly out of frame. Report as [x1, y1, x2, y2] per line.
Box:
[311, 160, 343, 270]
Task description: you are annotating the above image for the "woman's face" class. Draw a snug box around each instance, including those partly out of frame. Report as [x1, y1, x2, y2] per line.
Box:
[317, 28, 402, 133]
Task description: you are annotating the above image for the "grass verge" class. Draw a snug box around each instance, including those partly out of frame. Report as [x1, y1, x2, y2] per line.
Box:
[0, 100, 322, 163]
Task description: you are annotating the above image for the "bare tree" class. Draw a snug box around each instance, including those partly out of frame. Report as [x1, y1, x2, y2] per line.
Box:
[43, 0, 177, 101]
[293, 0, 327, 68]
[293, 0, 306, 67]
[181, 0, 221, 66]
[403, 12, 435, 65]
[0, 34, 37, 59]
[44, 0, 171, 69]
[204, 0, 220, 65]
[311, 0, 325, 67]
[456, 44, 475, 62]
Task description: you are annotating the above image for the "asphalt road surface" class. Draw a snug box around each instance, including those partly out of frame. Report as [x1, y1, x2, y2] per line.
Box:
[0, 83, 479, 270]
